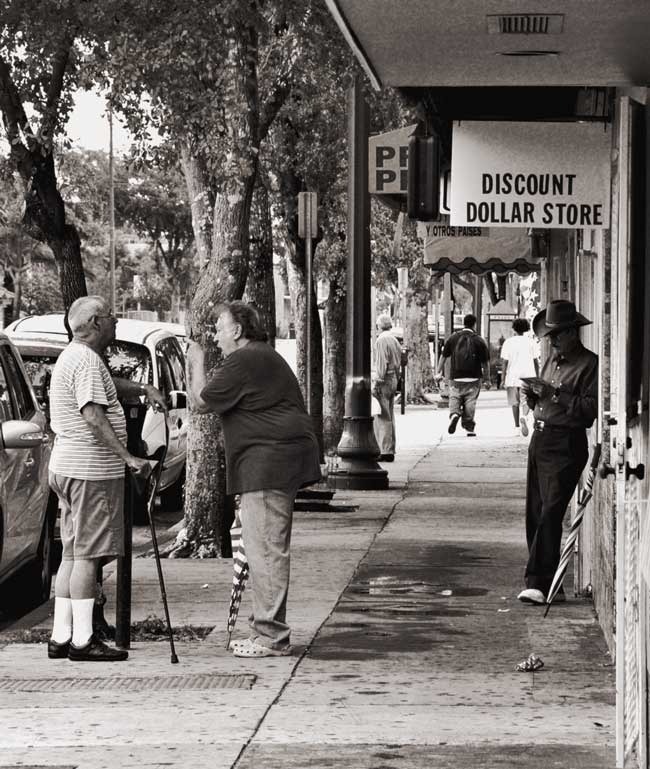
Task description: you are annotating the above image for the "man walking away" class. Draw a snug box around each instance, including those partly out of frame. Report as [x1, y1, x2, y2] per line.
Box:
[517, 300, 598, 605]
[187, 301, 321, 658]
[372, 314, 403, 462]
[438, 314, 489, 437]
[48, 296, 161, 661]
[501, 318, 539, 436]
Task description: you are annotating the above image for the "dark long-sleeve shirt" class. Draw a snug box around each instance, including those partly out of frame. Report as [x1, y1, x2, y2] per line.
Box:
[533, 343, 598, 429]
[200, 342, 321, 495]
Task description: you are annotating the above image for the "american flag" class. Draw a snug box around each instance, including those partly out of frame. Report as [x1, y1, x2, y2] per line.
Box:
[226, 513, 249, 648]
[545, 443, 602, 616]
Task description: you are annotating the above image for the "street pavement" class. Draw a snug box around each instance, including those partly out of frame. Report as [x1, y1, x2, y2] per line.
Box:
[0, 391, 615, 768]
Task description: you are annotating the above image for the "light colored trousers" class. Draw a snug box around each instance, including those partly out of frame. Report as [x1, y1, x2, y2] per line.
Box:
[240, 487, 295, 649]
[373, 372, 398, 454]
[448, 379, 481, 432]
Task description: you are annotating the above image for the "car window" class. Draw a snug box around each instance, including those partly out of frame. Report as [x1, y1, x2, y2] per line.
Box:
[105, 342, 151, 385]
[0, 346, 34, 419]
[19, 353, 57, 403]
[157, 338, 186, 391]
[155, 346, 174, 397]
[0, 349, 16, 422]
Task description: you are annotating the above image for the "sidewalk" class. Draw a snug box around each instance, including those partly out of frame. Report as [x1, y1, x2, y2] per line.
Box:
[0, 393, 615, 768]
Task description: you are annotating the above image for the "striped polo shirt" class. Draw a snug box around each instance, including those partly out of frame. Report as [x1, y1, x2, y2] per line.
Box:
[49, 340, 127, 480]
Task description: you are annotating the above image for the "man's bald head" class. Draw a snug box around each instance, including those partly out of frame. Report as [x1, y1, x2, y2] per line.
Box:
[68, 296, 109, 336]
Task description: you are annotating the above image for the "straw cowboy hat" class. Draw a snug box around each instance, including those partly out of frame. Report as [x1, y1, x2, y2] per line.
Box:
[533, 300, 592, 338]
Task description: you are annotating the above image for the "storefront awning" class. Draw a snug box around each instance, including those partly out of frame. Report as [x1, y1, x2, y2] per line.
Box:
[418, 222, 540, 276]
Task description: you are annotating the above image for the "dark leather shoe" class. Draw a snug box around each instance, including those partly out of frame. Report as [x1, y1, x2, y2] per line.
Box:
[48, 638, 71, 659]
[379, 454, 395, 462]
[68, 634, 128, 662]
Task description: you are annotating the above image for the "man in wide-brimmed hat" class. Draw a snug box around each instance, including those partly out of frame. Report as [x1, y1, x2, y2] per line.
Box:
[517, 300, 598, 605]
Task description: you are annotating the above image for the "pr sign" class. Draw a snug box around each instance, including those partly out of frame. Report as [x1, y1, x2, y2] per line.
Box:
[368, 125, 416, 194]
[450, 121, 611, 229]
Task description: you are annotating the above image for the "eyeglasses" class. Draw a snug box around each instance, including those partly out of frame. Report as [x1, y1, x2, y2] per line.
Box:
[94, 312, 115, 321]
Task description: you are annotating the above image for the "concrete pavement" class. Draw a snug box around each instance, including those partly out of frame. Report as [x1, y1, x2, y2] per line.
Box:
[0, 392, 615, 768]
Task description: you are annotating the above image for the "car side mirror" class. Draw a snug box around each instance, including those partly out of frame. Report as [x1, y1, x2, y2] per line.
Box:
[1, 420, 46, 449]
[169, 390, 187, 410]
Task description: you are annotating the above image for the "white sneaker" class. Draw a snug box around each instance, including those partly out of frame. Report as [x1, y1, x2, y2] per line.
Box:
[519, 416, 529, 437]
[517, 588, 546, 604]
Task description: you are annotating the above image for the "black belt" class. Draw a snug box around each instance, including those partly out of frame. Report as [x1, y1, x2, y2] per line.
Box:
[533, 419, 583, 433]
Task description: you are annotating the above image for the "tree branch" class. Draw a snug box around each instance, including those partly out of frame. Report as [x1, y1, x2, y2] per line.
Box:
[259, 78, 291, 142]
[0, 54, 34, 175]
[453, 275, 474, 294]
[40, 28, 76, 149]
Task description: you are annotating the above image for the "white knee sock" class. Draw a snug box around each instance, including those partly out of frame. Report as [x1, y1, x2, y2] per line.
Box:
[51, 597, 73, 643]
[71, 599, 95, 647]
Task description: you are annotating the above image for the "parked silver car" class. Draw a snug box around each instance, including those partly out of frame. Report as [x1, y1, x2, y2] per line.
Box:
[0, 333, 57, 613]
[6, 315, 188, 514]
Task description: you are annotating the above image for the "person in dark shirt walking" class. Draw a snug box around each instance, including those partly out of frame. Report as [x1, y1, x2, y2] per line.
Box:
[187, 301, 321, 656]
[437, 314, 490, 437]
[517, 300, 598, 605]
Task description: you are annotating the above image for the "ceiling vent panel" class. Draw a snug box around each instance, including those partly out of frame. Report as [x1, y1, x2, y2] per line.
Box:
[487, 14, 564, 35]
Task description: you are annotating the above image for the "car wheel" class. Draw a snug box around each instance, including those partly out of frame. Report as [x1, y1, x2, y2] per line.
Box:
[160, 468, 185, 512]
[19, 504, 56, 611]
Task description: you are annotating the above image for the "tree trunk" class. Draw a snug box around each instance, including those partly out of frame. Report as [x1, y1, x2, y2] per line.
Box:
[20, 152, 87, 309]
[180, 145, 213, 267]
[173, 174, 255, 557]
[244, 180, 276, 346]
[322, 272, 346, 453]
[48, 225, 88, 308]
[9, 269, 21, 322]
[286, 246, 324, 459]
[403, 257, 434, 402]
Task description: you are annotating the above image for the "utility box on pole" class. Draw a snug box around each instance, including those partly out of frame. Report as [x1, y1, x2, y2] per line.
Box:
[298, 192, 318, 239]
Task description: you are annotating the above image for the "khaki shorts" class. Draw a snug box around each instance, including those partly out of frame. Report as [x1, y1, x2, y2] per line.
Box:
[506, 386, 522, 406]
[49, 473, 125, 560]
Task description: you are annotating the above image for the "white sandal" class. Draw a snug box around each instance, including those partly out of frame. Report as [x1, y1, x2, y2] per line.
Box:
[231, 638, 291, 658]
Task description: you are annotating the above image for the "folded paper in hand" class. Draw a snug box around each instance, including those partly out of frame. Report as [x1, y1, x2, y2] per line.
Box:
[520, 377, 547, 389]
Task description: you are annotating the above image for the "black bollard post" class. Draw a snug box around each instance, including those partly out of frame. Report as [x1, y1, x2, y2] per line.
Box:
[115, 474, 133, 648]
[115, 402, 147, 648]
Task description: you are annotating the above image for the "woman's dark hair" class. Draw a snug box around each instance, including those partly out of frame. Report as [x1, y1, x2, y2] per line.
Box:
[224, 301, 269, 342]
[512, 317, 530, 334]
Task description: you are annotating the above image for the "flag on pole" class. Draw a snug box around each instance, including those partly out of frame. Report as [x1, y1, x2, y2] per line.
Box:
[544, 443, 602, 617]
[226, 513, 249, 648]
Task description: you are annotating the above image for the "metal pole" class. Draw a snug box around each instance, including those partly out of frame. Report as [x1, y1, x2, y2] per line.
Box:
[330, 76, 387, 490]
[108, 102, 116, 315]
[305, 207, 312, 415]
[115, 475, 133, 649]
[443, 272, 453, 335]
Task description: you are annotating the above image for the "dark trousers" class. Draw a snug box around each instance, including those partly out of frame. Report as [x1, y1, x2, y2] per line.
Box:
[525, 428, 588, 593]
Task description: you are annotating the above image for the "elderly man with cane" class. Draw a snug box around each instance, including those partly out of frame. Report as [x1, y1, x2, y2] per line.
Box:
[187, 301, 321, 658]
[48, 296, 166, 661]
[517, 300, 598, 605]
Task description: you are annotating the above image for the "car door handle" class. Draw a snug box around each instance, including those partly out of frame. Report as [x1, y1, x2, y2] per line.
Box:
[24, 457, 35, 467]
